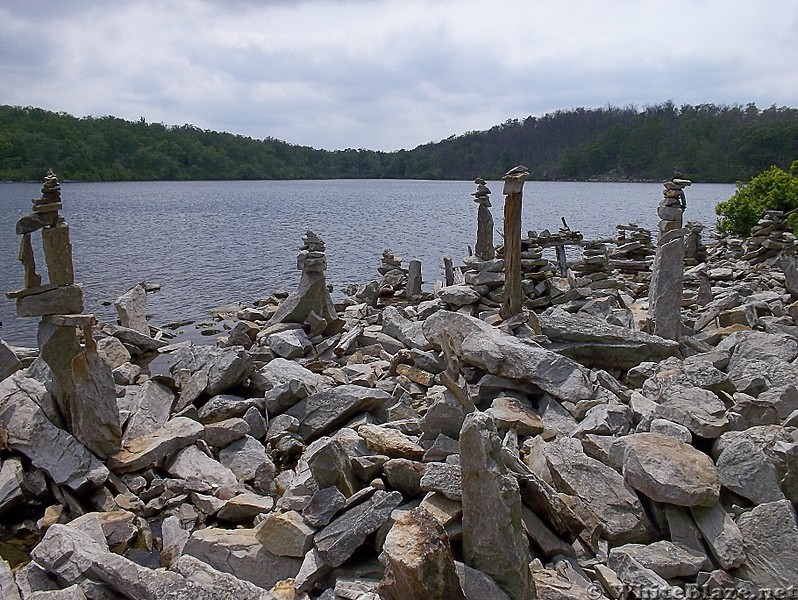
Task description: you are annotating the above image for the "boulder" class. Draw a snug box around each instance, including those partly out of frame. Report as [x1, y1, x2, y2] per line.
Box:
[614, 432, 720, 506]
[608, 541, 705, 579]
[114, 283, 149, 335]
[167, 445, 239, 489]
[737, 499, 798, 588]
[715, 437, 785, 504]
[689, 502, 746, 570]
[423, 311, 593, 403]
[169, 344, 252, 397]
[107, 416, 203, 473]
[267, 329, 312, 359]
[0, 340, 22, 382]
[379, 507, 465, 600]
[382, 306, 431, 350]
[122, 379, 174, 443]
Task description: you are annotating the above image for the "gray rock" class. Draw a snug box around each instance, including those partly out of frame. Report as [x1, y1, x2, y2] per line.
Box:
[715, 437, 785, 504]
[382, 306, 430, 350]
[419, 462, 461, 501]
[267, 328, 312, 359]
[0, 339, 22, 382]
[167, 445, 238, 489]
[286, 384, 390, 442]
[0, 558, 20, 600]
[0, 457, 24, 516]
[219, 435, 274, 483]
[436, 285, 481, 307]
[420, 389, 467, 440]
[254, 358, 333, 395]
[103, 324, 166, 353]
[183, 527, 302, 590]
[609, 553, 677, 599]
[689, 502, 746, 570]
[454, 561, 510, 600]
[383, 458, 425, 496]
[737, 499, 798, 588]
[648, 418, 692, 443]
[122, 379, 174, 444]
[256, 509, 315, 557]
[0, 373, 108, 492]
[423, 311, 593, 403]
[171, 555, 273, 599]
[314, 489, 403, 567]
[460, 411, 530, 600]
[302, 486, 347, 528]
[544, 437, 653, 543]
[649, 234, 685, 340]
[114, 283, 149, 335]
[358, 423, 424, 459]
[379, 507, 465, 600]
[485, 396, 543, 436]
[198, 393, 262, 425]
[242, 406, 267, 439]
[107, 416, 203, 473]
[653, 386, 729, 438]
[572, 402, 631, 437]
[95, 335, 131, 370]
[615, 432, 720, 506]
[204, 417, 250, 448]
[216, 492, 274, 523]
[169, 344, 253, 397]
[609, 541, 705, 579]
[304, 436, 357, 497]
[159, 514, 190, 568]
[28, 586, 86, 599]
[538, 311, 680, 370]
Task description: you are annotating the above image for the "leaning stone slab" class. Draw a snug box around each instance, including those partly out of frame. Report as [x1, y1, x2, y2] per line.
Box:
[314, 489, 403, 567]
[423, 311, 593, 403]
[167, 445, 238, 489]
[614, 432, 720, 506]
[689, 502, 746, 570]
[460, 411, 530, 600]
[107, 416, 203, 474]
[0, 340, 22, 382]
[737, 499, 798, 588]
[0, 558, 20, 600]
[381, 306, 431, 350]
[378, 506, 465, 600]
[183, 527, 302, 590]
[538, 311, 680, 370]
[609, 541, 705, 579]
[171, 555, 274, 600]
[286, 384, 390, 441]
[103, 324, 166, 353]
[122, 379, 175, 443]
[0, 373, 108, 492]
[715, 437, 785, 504]
[113, 283, 149, 335]
[544, 437, 653, 543]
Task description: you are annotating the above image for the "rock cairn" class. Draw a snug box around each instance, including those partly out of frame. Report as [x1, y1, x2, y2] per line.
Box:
[741, 210, 798, 264]
[684, 221, 708, 266]
[378, 249, 407, 297]
[5, 178, 798, 598]
[472, 177, 494, 260]
[610, 224, 654, 273]
[661, 174, 691, 230]
[269, 230, 338, 336]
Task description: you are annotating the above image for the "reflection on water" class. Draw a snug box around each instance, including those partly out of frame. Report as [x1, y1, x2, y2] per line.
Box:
[0, 179, 734, 346]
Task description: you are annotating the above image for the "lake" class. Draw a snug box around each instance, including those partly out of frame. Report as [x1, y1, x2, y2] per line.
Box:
[0, 179, 736, 347]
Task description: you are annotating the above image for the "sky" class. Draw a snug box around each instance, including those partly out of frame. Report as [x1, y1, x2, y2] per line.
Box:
[1, 0, 797, 152]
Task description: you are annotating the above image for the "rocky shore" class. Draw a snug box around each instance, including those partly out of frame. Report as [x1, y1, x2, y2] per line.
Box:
[2, 171, 798, 599]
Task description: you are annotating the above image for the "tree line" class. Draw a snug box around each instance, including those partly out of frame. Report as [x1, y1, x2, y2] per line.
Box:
[0, 102, 795, 183]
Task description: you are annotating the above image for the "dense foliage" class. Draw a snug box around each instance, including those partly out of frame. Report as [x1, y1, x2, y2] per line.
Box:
[715, 161, 798, 235]
[0, 102, 796, 182]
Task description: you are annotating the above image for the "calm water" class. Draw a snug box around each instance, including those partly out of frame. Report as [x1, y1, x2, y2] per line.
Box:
[0, 179, 735, 347]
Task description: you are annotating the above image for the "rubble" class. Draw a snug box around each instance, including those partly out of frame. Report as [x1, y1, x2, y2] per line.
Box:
[4, 170, 798, 598]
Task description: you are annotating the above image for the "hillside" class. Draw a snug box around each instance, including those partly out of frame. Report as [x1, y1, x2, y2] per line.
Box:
[0, 102, 796, 182]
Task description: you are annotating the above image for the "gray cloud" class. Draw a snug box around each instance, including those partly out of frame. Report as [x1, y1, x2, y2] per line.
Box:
[1, 0, 796, 151]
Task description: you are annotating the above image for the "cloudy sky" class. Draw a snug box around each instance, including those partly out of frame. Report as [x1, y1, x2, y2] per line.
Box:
[2, 0, 796, 151]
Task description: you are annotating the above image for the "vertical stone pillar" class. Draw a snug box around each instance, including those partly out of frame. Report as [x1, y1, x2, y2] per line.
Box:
[406, 260, 422, 299]
[500, 165, 529, 320]
[42, 222, 75, 286]
[443, 255, 454, 287]
[472, 177, 495, 260]
[650, 175, 691, 340]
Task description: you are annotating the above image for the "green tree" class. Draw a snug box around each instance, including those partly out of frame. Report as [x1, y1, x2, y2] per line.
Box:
[715, 161, 798, 235]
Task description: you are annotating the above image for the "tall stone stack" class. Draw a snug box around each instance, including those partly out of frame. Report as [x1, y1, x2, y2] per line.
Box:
[649, 177, 691, 340]
[472, 177, 495, 260]
[610, 224, 655, 273]
[5, 169, 122, 458]
[378, 249, 408, 297]
[684, 221, 708, 266]
[741, 210, 798, 265]
[571, 242, 611, 280]
[270, 230, 338, 335]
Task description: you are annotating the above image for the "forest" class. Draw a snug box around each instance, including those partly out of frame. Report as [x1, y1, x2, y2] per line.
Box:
[0, 102, 796, 183]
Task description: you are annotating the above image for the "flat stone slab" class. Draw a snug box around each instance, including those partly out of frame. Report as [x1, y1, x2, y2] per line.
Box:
[107, 416, 203, 474]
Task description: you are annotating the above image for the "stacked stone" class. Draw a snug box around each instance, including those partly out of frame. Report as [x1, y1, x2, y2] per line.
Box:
[572, 242, 611, 277]
[4, 169, 122, 460]
[684, 221, 708, 266]
[741, 210, 798, 265]
[377, 249, 408, 296]
[660, 176, 691, 231]
[472, 177, 495, 260]
[269, 230, 339, 335]
[610, 224, 654, 273]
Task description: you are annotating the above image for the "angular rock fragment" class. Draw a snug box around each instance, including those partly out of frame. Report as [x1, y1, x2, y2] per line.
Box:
[256, 510, 315, 557]
[737, 499, 798, 588]
[107, 416, 203, 473]
[689, 502, 746, 570]
[169, 344, 252, 396]
[114, 283, 150, 336]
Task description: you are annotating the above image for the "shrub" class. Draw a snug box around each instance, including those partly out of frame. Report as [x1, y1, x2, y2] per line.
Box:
[716, 160, 798, 236]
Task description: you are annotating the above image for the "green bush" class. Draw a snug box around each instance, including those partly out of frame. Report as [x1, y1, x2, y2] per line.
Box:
[715, 160, 798, 235]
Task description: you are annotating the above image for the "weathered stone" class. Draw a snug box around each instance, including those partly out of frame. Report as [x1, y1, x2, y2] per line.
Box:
[436, 285, 481, 307]
[614, 432, 720, 506]
[122, 379, 173, 444]
[0, 457, 25, 517]
[314, 490, 403, 567]
[256, 510, 315, 557]
[715, 437, 785, 504]
[107, 416, 203, 473]
[302, 486, 347, 527]
[378, 507, 465, 600]
[530, 566, 592, 600]
[609, 541, 705, 579]
[160, 514, 190, 568]
[219, 435, 274, 482]
[37, 320, 81, 420]
[358, 423, 424, 459]
[304, 436, 357, 497]
[167, 445, 238, 489]
[544, 437, 653, 543]
[382, 306, 430, 350]
[572, 402, 631, 437]
[183, 527, 302, 589]
[267, 328, 312, 359]
[653, 387, 729, 438]
[203, 417, 250, 447]
[255, 358, 333, 396]
[0, 340, 22, 382]
[103, 323, 166, 353]
[114, 284, 149, 335]
[198, 393, 262, 424]
[169, 344, 253, 397]
[383, 458, 425, 496]
[0, 373, 108, 492]
[649, 235, 685, 339]
[737, 499, 798, 588]
[454, 561, 510, 600]
[95, 336, 131, 370]
[460, 411, 530, 600]
[689, 502, 746, 570]
[609, 553, 677, 599]
[485, 396, 543, 436]
[15, 284, 83, 317]
[171, 554, 274, 599]
[538, 311, 680, 370]
[406, 259, 423, 298]
[423, 311, 593, 403]
[419, 461, 461, 501]
[286, 384, 390, 441]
